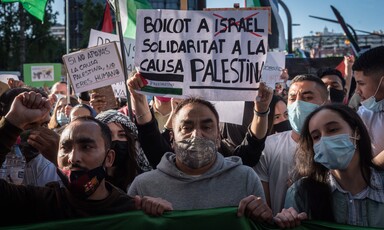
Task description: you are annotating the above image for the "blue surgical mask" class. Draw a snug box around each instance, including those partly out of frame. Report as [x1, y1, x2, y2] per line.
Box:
[313, 134, 356, 170]
[288, 100, 319, 134]
[57, 111, 69, 126]
[361, 76, 384, 112]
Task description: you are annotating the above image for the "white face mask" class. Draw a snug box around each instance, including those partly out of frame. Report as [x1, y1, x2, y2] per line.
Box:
[361, 76, 384, 112]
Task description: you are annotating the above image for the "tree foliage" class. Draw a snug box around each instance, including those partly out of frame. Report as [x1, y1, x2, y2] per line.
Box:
[80, 0, 105, 49]
[0, 0, 65, 72]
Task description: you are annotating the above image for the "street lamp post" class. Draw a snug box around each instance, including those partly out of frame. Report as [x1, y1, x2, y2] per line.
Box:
[277, 0, 292, 54]
[65, 0, 70, 103]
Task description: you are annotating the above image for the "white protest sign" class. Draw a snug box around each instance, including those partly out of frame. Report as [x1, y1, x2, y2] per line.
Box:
[62, 42, 125, 93]
[212, 101, 244, 125]
[260, 51, 285, 88]
[135, 9, 269, 101]
[31, 65, 54, 82]
[0, 74, 19, 84]
[88, 29, 136, 98]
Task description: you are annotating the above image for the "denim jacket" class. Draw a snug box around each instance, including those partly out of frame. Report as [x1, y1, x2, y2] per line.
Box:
[285, 168, 384, 228]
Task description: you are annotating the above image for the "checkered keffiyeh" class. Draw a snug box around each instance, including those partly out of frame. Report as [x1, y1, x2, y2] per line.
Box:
[96, 110, 152, 172]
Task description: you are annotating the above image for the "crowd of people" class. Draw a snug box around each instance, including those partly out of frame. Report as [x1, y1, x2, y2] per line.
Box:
[0, 45, 383, 228]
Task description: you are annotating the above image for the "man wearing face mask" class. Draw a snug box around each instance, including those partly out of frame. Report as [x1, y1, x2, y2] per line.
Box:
[0, 87, 61, 187]
[127, 97, 272, 223]
[317, 68, 347, 104]
[0, 92, 172, 226]
[352, 46, 384, 168]
[254, 74, 329, 215]
[128, 72, 273, 170]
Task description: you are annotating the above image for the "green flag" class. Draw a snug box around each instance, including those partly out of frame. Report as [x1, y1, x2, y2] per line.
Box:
[245, 0, 262, 7]
[1, 0, 47, 22]
[119, 0, 152, 39]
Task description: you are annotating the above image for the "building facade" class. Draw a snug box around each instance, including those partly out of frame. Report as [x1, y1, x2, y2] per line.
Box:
[50, 23, 65, 42]
[293, 27, 384, 58]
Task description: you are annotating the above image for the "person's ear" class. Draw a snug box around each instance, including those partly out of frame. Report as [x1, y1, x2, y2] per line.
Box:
[105, 149, 115, 168]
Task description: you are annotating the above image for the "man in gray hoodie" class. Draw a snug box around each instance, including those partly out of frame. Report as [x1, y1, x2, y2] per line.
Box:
[127, 95, 272, 223]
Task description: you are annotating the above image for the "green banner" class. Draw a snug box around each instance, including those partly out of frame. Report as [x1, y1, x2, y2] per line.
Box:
[0, 207, 382, 230]
[23, 63, 62, 88]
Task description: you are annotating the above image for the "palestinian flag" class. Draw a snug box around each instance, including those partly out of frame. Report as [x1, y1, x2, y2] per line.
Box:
[139, 72, 183, 96]
[118, 0, 152, 39]
[98, 0, 114, 33]
[245, 0, 286, 51]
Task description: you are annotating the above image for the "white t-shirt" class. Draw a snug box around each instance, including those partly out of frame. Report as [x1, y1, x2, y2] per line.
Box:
[254, 130, 297, 215]
[357, 106, 384, 157]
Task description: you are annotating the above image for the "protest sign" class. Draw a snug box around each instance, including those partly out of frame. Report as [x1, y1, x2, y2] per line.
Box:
[135, 9, 269, 101]
[23, 63, 61, 87]
[260, 51, 286, 88]
[0, 74, 19, 84]
[62, 42, 125, 94]
[212, 101, 245, 125]
[88, 29, 136, 98]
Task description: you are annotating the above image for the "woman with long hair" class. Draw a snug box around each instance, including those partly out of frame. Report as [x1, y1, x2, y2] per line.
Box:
[274, 104, 384, 228]
[266, 95, 291, 136]
[96, 110, 152, 192]
[48, 96, 78, 132]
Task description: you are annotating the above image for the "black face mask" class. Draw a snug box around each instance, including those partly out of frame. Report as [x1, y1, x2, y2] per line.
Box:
[57, 166, 107, 198]
[329, 88, 345, 103]
[272, 120, 292, 134]
[111, 141, 129, 167]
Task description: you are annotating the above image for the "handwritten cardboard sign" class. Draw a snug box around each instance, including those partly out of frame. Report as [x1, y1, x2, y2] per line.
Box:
[88, 29, 135, 98]
[62, 42, 125, 93]
[135, 9, 269, 101]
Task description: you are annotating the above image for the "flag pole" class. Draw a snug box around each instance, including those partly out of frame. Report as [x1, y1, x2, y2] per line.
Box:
[114, 0, 133, 121]
[330, 5, 360, 56]
[180, 0, 188, 10]
[65, 0, 71, 103]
